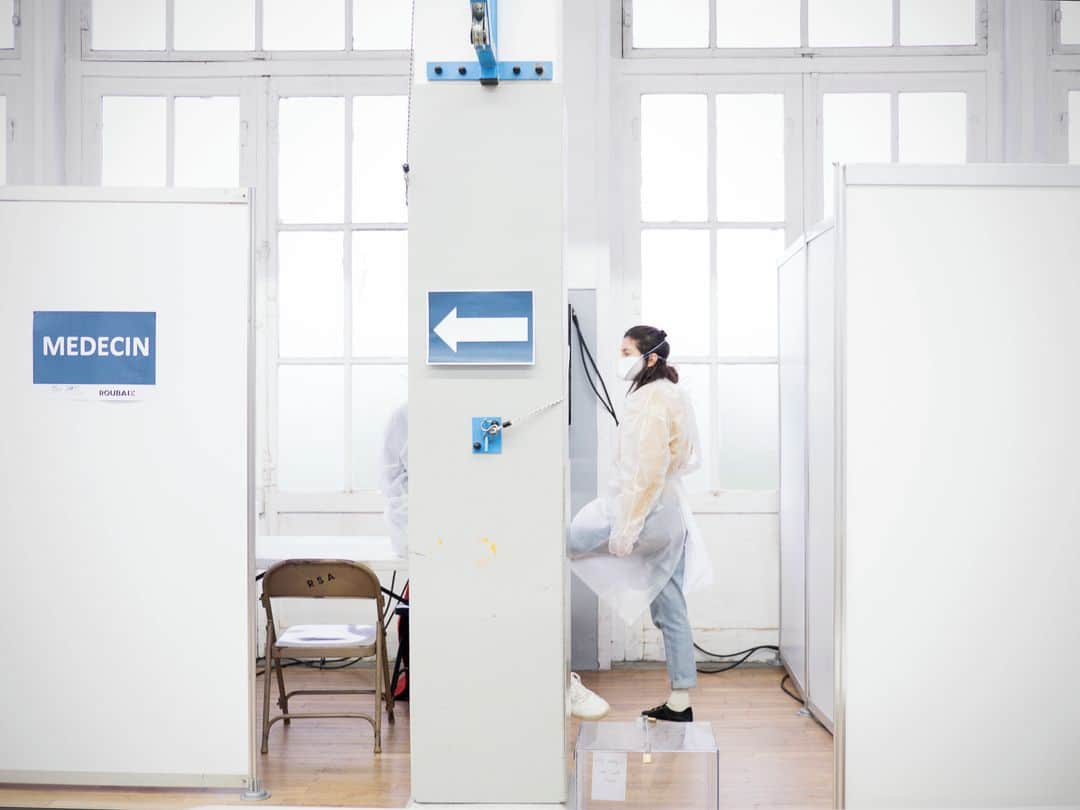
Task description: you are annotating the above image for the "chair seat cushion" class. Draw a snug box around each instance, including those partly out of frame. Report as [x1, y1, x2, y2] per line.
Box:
[276, 623, 377, 648]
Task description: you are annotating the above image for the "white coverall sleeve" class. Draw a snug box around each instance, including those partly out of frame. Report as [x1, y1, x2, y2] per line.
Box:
[379, 404, 409, 556]
[610, 392, 672, 557]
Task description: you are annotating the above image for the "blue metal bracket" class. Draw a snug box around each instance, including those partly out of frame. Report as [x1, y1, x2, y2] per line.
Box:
[472, 417, 503, 455]
[427, 0, 554, 86]
[427, 61, 553, 82]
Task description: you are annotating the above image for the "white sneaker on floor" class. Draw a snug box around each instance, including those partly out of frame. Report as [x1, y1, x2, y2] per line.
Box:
[570, 672, 610, 720]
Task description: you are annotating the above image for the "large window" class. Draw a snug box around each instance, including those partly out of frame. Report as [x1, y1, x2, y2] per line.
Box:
[80, 4, 412, 528]
[270, 87, 408, 494]
[97, 93, 242, 187]
[627, 0, 985, 53]
[86, 0, 410, 54]
[627, 78, 801, 496]
[622, 10, 991, 503]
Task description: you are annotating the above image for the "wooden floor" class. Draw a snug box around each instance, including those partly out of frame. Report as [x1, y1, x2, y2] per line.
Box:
[0, 666, 832, 809]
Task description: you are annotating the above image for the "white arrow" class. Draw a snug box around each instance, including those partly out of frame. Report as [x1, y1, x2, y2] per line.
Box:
[433, 307, 529, 352]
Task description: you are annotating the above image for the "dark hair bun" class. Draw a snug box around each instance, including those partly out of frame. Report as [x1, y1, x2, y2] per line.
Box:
[658, 330, 667, 340]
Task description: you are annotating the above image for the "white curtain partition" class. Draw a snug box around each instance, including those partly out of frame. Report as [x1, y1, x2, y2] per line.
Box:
[0, 188, 254, 788]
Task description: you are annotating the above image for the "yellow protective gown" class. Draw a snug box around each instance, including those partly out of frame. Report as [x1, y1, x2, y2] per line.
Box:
[569, 379, 713, 624]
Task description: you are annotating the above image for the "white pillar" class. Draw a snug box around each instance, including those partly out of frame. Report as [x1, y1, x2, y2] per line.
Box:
[407, 2, 568, 804]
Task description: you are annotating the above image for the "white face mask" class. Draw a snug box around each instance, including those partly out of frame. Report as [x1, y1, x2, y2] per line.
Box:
[617, 354, 644, 381]
[617, 338, 667, 382]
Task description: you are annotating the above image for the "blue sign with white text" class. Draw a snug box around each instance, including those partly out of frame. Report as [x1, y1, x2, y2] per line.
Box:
[428, 290, 534, 365]
[33, 311, 157, 385]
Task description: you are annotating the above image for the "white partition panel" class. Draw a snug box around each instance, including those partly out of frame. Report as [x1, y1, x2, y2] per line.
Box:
[777, 239, 809, 696]
[837, 165, 1080, 807]
[408, 82, 568, 804]
[805, 223, 836, 730]
[0, 188, 253, 788]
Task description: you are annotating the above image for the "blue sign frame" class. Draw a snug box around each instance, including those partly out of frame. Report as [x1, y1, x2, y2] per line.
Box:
[427, 290, 534, 366]
[33, 311, 157, 385]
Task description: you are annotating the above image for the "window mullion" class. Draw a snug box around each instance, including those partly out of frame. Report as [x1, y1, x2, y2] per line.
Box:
[707, 92, 720, 491]
[344, 0, 353, 51]
[708, 0, 717, 50]
[343, 94, 354, 493]
[166, 95, 175, 187]
[801, 0, 810, 49]
[891, 90, 900, 162]
[165, 0, 175, 54]
[254, 0, 264, 53]
[892, 0, 901, 47]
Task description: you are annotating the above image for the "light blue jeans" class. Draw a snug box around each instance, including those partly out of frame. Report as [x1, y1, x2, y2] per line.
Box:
[568, 510, 698, 691]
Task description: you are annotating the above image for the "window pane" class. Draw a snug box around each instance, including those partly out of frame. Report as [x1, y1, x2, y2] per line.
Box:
[278, 97, 345, 224]
[808, 0, 892, 47]
[716, 94, 785, 221]
[92, 0, 165, 50]
[0, 0, 13, 49]
[717, 230, 787, 357]
[1070, 93, 1080, 164]
[717, 365, 778, 490]
[633, 0, 709, 48]
[675, 364, 711, 493]
[641, 230, 710, 356]
[716, 0, 800, 48]
[899, 92, 967, 163]
[641, 95, 707, 222]
[823, 92, 891, 216]
[0, 97, 6, 184]
[1062, 5, 1080, 44]
[354, 0, 411, 49]
[278, 366, 344, 492]
[353, 231, 408, 357]
[353, 96, 408, 223]
[278, 232, 344, 358]
[175, 97, 240, 187]
[900, 0, 976, 46]
[264, 0, 343, 50]
[175, 0, 255, 50]
[351, 365, 407, 491]
[102, 96, 166, 186]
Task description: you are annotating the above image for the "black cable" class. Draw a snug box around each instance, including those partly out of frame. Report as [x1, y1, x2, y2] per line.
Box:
[695, 643, 780, 674]
[577, 320, 618, 422]
[695, 642, 778, 660]
[780, 673, 803, 705]
[570, 308, 619, 425]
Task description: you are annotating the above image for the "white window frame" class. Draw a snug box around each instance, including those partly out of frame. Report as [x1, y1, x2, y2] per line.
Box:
[622, 0, 991, 59]
[78, 76, 257, 186]
[0, 0, 22, 61]
[1051, 0, 1080, 56]
[1050, 71, 1080, 162]
[0, 74, 19, 182]
[68, 0, 414, 531]
[805, 71, 989, 222]
[616, 73, 803, 515]
[614, 7, 1001, 517]
[76, 0, 408, 63]
[264, 75, 408, 530]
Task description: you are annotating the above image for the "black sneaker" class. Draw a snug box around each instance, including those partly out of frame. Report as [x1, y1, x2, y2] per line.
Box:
[641, 703, 693, 723]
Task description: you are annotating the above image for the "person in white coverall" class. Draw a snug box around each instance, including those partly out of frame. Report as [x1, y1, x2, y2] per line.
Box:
[567, 325, 712, 723]
[379, 403, 409, 558]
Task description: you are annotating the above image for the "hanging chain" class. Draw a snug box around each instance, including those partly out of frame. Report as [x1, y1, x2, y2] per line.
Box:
[503, 398, 565, 430]
[403, 0, 418, 207]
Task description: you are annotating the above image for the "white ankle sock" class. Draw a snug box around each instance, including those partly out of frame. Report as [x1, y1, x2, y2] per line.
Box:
[666, 690, 690, 712]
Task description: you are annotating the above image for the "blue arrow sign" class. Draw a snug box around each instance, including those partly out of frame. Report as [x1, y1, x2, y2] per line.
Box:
[428, 290, 534, 365]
